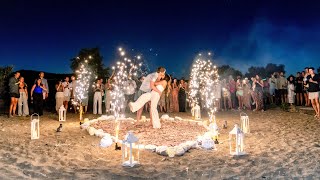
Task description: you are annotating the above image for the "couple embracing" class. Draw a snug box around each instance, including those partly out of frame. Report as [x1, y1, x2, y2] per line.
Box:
[129, 67, 169, 129]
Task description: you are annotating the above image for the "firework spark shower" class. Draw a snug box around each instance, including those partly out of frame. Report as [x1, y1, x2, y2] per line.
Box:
[189, 52, 219, 120]
[110, 47, 143, 119]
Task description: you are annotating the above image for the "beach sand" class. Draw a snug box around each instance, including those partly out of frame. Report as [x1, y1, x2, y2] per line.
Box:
[1, 108, 320, 179]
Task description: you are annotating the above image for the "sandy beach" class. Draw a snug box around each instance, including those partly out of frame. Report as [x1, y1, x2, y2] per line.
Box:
[1, 108, 320, 179]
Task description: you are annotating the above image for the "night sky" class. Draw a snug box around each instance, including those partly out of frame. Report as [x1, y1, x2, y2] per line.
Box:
[1, 0, 320, 78]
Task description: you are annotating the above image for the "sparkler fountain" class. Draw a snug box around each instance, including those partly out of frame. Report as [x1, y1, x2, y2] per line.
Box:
[189, 52, 220, 143]
[110, 47, 142, 150]
[74, 56, 93, 124]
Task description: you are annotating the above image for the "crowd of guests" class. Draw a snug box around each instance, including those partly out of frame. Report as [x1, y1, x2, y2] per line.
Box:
[7, 66, 320, 119]
[212, 67, 320, 118]
[8, 72, 49, 117]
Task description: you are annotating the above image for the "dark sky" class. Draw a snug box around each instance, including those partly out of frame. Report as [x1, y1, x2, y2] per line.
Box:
[1, 0, 320, 78]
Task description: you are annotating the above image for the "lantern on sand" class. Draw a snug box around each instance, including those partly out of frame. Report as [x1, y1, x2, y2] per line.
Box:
[229, 124, 246, 156]
[59, 105, 66, 121]
[31, 113, 40, 140]
[122, 131, 140, 167]
[191, 104, 201, 120]
[240, 112, 250, 133]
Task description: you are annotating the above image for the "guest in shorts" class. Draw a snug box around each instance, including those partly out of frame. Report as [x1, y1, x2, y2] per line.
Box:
[306, 67, 320, 118]
[8, 72, 20, 117]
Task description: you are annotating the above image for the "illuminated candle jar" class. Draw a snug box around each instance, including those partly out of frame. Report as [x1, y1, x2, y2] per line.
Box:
[229, 124, 246, 156]
[240, 112, 250, 133]
[191, 104, 201, 120]
[122, 131, 140, 167]
[31, 113, 40, 140]
[59, 105, 66, 121]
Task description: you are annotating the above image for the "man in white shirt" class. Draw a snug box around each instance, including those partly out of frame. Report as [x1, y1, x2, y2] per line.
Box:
[136, 67, 166, 121]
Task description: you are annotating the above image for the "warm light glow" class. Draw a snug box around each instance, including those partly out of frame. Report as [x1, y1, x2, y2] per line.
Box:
[189, 52, 219, 120]
[73, 55, 94, 109]
[110, 47, 144, 119]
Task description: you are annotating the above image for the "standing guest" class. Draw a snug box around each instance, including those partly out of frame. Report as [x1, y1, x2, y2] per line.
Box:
[228, 76, 236, 109]
[159, 90, 166, 112]
[134, 77, 144, 101]
[268, 73, 277, 104]
[93, 79, 103, 115]
[55, 80, 64, 113]
[124, 78, 137, 112]
[62, 77, 71, 110]
[236, 78, 244, 110]
[263, 78, 270, 107]
[287, 75, 295, 106]
[18, 77, 29, 116]
[302, 68, 310, 106]
[82, 86, 89, 114]
[9, 71, 20, 117]
[295, 72, 304, 106]
[178, 79, 187, 112]
[242, 78, 252, 110]
[184, 80, 190, 110]
[31, 78, 47, 116]
[213, 79, 222, 111]
[253, 75, 264, 111]
[277, 72, 288, 104]
[69, 76, 77, 113]
[306, 67, 320, 118]
[166, 76, 173, 113]
[171, 78, 179, 112]
[222, 79, 231, 111]
[105, 78, 113, 114]
[38, 72, 49, 100]
[274, 72, 281, 105]
[100, 78, 105, 106]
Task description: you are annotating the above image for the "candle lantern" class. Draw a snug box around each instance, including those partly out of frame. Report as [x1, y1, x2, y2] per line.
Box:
[229, 124, 246, 156]
[122, 131, 140, 167]
[240, 112, 250, 133]
[191, 104, 201, 120]
[59, 105, 66, 122]
[31, 113, 40, 140]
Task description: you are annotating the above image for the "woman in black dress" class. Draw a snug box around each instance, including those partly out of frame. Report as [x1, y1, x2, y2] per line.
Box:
[178, 79, 186, 112]
[295, 72, 303, 106]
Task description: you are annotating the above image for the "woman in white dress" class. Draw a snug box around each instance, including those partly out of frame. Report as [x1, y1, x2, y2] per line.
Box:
[129, 74, 169, 129]
[287, 75, 295, 105]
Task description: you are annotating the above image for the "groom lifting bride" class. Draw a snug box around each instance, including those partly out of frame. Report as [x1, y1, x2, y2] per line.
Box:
[129, 67, 169, 129]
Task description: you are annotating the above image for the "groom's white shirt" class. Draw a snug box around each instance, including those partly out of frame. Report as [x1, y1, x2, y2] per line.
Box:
[139, 72, 158, 92]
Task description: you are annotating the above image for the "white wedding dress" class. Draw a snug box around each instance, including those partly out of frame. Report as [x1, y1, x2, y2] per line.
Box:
[129, 85, 164, 129]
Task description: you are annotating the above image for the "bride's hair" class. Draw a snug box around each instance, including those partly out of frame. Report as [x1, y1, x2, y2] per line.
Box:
[163, 74, 171, 82]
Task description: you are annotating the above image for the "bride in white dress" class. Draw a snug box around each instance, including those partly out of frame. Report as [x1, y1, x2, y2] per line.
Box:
[129, 75, 169, 129]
